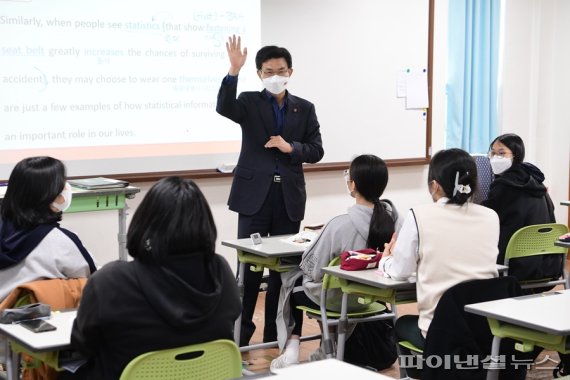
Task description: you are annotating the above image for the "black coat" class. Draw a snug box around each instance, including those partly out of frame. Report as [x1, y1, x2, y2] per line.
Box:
[68, 254, 241, 380]
[216, 77, 324, 222]
[422, 276, 535, 380]
[481, 162, 555, 264]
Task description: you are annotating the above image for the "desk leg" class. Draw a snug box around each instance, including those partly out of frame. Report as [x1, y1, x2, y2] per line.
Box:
[5, 340, 19, 380]
[118, 205, 128, 261]
[335, 292, 349, 360]
[486, 336, 502, 380]
[234, 261, 245, 345]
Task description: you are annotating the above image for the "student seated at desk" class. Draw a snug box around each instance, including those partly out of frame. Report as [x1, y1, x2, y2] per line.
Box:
[480, 133, 557, 284]
[64, 177, 241, 380]
[379, 148, 499, 354]
[272, 154, 399, 370]
[0, 156, 96, 302]
[0, 156, 96, 364]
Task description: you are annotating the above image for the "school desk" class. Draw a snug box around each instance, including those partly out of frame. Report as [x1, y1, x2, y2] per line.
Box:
[0, 310, 76, 380]
[320, 265, 416, 362]
[465, 290, 570, 380]
[320, 264, 508, 377]
[221, 235, 311, 351]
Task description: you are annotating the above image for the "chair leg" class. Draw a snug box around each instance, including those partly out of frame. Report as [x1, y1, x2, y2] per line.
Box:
[318, 283, 335, 359]
[5, 340, 20, 380]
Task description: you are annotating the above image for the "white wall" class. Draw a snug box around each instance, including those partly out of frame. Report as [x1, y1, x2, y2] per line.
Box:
[60, 0, 569, 271]
[499, 0, 570, 224]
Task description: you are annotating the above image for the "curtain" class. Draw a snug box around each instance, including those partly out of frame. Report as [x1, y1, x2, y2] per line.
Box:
[446, 0, 500, 153]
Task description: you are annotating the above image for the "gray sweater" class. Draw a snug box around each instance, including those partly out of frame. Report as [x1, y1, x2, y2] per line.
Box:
[276, 201, 398, 349]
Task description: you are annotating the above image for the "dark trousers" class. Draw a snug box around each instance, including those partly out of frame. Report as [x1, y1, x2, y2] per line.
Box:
[237, 181, 301, 346]
[290, 277, 319, 336]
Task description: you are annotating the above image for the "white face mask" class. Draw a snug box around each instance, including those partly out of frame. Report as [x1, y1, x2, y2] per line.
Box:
[490, 156, 513, 175]
[343, 170, 355, 197]
[262, 75, 289, 95]
[51, 182, 73, 212]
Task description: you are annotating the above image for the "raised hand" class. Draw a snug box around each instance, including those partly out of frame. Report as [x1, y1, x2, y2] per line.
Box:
[226, 35, 248, 76]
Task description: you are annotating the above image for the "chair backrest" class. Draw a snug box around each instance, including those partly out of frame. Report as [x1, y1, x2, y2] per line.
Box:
[471, 154, 493, 204]
[505, 223, 569, 261]
[422, 276, 523, 379]
[119, 339, 242, 380]
[321, 256, 342, 290]
[504, 223, 569, 290]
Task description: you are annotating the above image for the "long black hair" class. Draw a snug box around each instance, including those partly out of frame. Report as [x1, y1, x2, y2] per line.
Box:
[1, 156, 66, 229]
[349, 155, 395, 250]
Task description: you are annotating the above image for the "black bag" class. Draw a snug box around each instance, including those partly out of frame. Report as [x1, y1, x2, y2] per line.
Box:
[344, 319, 398, 371]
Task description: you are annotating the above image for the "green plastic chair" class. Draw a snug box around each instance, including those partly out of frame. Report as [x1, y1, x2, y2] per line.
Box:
[119, 339, 242, 380]
[296, 257, 394, 360]
[504, 223, 569, 290]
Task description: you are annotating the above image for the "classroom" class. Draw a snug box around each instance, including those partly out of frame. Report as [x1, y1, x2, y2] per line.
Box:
[1, 0, 569, 379]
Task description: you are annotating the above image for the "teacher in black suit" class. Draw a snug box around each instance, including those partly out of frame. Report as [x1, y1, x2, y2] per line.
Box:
[216, 35, 324, 346]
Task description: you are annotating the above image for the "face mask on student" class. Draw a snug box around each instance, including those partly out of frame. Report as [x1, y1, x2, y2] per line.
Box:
[51, 182, 73, 212]
[490, 156, 513, 175]
[262, 75, 289, 95]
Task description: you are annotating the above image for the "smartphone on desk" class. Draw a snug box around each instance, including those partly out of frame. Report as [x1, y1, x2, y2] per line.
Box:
[19, 319, 57, 333]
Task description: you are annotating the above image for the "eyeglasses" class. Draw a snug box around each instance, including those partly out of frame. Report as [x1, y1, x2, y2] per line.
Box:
[259, 68, 289, 77]
[488, 151, 514, 159]
[343, 169, 352, 182]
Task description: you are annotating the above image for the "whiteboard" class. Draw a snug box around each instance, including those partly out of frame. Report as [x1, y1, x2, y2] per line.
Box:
[261, 0, 431, 165]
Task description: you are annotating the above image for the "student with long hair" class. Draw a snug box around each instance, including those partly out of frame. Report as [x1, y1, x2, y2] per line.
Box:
[0, 156, 95, 366]
[380, 148, 498, 353]
[272, 154, 399, 370]
[481, 133, 555, 263]
[66, 177, 240, 379]
[0, 156, 95, 302]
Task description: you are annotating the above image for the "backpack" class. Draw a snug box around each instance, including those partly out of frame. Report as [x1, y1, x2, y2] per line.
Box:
[344, 319, 398, 371]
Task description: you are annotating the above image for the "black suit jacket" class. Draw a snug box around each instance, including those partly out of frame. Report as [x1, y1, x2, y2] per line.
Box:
[216, 77, 324, 221]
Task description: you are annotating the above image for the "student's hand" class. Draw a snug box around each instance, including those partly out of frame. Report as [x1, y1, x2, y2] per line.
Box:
[226, 35, 247, 76]
[265, 135, 293, 153]
[382, 232, 397, 257]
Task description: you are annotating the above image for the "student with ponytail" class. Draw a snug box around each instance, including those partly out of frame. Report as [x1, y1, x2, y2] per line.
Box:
[271, 154, 399, 370]
[380, 148, 499, 353]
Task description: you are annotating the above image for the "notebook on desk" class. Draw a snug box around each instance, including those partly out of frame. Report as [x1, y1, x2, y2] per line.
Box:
[68, 177, 129, 190]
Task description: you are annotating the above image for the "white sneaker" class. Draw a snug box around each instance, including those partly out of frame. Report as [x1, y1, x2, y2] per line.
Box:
[270, 353, 299, 372]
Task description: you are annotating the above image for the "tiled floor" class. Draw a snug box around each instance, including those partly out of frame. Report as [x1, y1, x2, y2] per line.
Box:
[243, 291, 564, 379]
